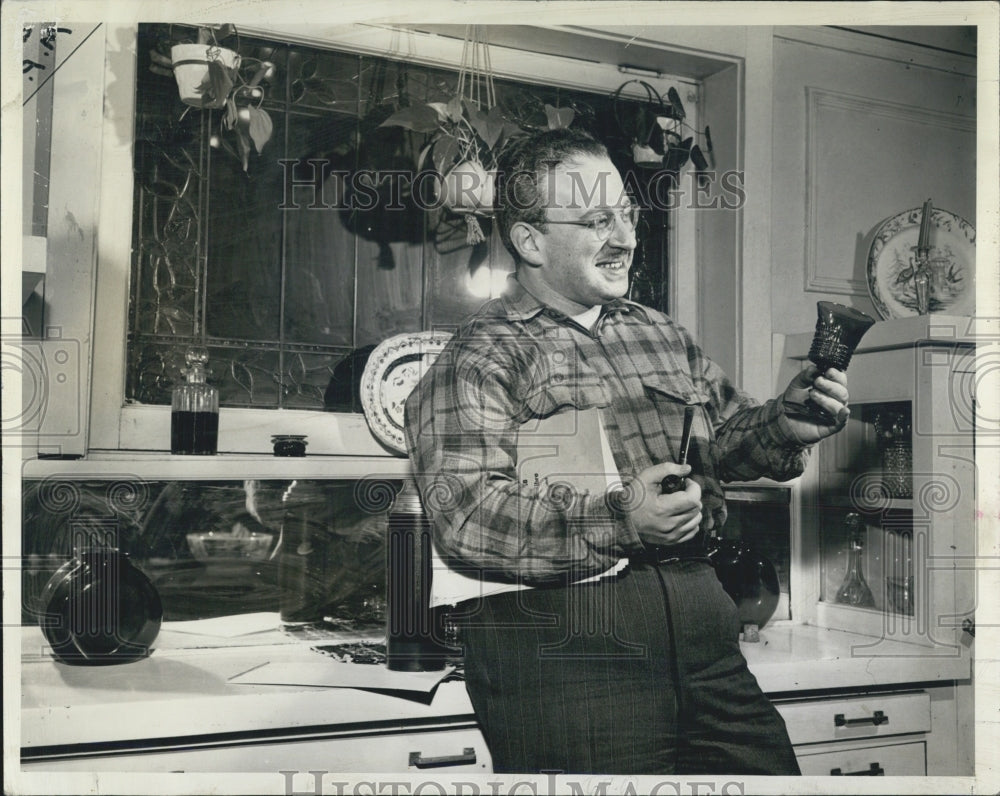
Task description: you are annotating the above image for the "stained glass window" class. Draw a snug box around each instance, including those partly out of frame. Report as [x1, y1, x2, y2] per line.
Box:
[129, 24, 671, 412]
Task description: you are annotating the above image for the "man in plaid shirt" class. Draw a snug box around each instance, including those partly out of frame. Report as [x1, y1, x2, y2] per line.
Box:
[404, 128, 849, 775]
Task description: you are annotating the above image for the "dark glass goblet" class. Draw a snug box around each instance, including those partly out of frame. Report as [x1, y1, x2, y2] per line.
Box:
[788, 301, 876, 422]
[809, 301, 876, 372]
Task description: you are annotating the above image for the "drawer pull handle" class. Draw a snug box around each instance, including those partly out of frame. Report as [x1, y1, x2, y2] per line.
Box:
[409, 747, 477, 769]
[830, 762, 884, 776]
[834, 709, 888, 727]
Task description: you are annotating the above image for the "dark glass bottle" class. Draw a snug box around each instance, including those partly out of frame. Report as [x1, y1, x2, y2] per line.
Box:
[277, 480, 327, 628]
[170, 348, 219, 455]
[40, 548, 163, 665]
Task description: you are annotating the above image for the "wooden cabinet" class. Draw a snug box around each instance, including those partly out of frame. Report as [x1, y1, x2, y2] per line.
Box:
[773, 685, 975, 776]
[786, 315, 977, 650]
[777, 314, 978, 777]
[775, 690, 930, 775]
[796, 741, 926, 777]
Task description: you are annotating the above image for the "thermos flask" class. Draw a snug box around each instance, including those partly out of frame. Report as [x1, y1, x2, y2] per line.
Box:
[385, 479, 449, 671]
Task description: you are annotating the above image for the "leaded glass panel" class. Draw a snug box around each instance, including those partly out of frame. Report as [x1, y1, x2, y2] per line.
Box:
[129, 24, 671, 411]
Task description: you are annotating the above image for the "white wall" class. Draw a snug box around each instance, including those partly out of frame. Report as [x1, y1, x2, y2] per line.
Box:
[620, 24, 977, 400]
[770, 27, 976, 338]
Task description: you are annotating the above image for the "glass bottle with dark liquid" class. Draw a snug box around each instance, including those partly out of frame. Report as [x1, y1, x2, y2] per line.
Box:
[170, 347, 219, 455]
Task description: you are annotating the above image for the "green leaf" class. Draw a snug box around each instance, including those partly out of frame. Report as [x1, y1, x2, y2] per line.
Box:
[235, 127, 251, 171]
[247, 107, 273, 153]
[416, 141, 434, 172]
[379, 104, 440, 133]
[544, 104, 575, 130]
[445, 94, 464, 123]
[466, 104, 491, 144]
[204, 58, 235, 108]
[432, 135, 460, 175]
[426, 102, 450, 119]
[484, 106, 508, 149]
[502, 121, 523, 140]
[222, 98, 238, 130]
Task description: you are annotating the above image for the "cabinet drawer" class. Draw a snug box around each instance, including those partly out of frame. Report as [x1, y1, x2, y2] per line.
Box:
[796, 740, 926, 776]
[776, 692, 930, 745]
[23, 726, 491, 773]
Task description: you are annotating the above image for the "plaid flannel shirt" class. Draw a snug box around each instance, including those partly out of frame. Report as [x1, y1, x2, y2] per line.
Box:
[404, 278, 809, 585]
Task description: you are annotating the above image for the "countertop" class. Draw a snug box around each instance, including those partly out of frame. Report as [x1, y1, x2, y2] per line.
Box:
[20, 615, 970, 753]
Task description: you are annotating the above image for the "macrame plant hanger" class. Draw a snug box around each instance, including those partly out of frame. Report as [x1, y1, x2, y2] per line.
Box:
[457, 25, 497, 115]
[455, 26, 497, 245]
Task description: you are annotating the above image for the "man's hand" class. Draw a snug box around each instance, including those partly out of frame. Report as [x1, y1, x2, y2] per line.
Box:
[780, 365, 850, 445]
[626, 462, 702, 547]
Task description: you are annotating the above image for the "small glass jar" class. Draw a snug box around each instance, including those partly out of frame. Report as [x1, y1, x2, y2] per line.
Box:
[272, 434, 307, 457]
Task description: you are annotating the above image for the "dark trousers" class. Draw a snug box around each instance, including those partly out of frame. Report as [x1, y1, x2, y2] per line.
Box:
[454, 559, 800, 775]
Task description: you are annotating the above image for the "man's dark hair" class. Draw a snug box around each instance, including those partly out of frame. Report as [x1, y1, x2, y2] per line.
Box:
[494, 128, 609, 261]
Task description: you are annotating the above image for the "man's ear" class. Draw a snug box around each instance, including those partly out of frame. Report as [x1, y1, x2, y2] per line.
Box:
[510, 222, 544, 267]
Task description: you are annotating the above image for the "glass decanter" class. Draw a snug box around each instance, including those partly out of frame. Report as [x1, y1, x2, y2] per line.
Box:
[170, 347, 219, 455]
[835, 512, 876, 608]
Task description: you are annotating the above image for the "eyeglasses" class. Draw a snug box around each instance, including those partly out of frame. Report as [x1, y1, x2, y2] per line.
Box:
[543, 204, 641, 241]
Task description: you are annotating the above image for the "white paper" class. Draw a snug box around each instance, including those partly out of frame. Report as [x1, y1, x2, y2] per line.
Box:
[228, 661, 456, 693]
[164, 612, 281, 637]
[430, 407, 628, 607]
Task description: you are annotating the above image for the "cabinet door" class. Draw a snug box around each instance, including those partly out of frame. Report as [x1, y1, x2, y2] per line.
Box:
[796, 739, 926, 776]
[21, 726, 491, 773]
[798, 335, 977, 649]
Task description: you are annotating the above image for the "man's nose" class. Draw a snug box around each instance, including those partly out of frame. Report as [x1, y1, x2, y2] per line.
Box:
[607, 214, 637, 249]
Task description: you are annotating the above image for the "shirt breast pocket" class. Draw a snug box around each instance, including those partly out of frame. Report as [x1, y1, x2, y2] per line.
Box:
[641, 373, 712, 413]
[521, 377, 610, 421]
[640, 374, 715, 467]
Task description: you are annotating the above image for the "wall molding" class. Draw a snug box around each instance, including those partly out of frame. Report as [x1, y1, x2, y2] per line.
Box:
[776, 25, 976, 78]
[803, 86, 975, 296]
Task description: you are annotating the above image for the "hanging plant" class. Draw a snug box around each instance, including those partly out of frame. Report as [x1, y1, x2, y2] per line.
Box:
[379, 26, 575, 244]
[609, 79, 712, 186]
[381, 94, 522, 211]
[168, 41, 239, 109]
[149, 24, 276, 172]
[217, 66, 275, 172]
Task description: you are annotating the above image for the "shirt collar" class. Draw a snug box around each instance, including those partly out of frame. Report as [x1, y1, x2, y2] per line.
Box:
[496, 274, 653, 324]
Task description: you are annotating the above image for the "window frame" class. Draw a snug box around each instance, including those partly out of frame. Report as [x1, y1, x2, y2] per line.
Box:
[89, 24, 703, 457]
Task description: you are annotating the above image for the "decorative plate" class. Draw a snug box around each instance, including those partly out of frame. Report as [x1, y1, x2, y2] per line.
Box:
[360, 331, 453, 454]
[866, 207, 975, 320]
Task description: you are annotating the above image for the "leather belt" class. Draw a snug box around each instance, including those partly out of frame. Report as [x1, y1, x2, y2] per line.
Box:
[630, 533, 710, 565]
